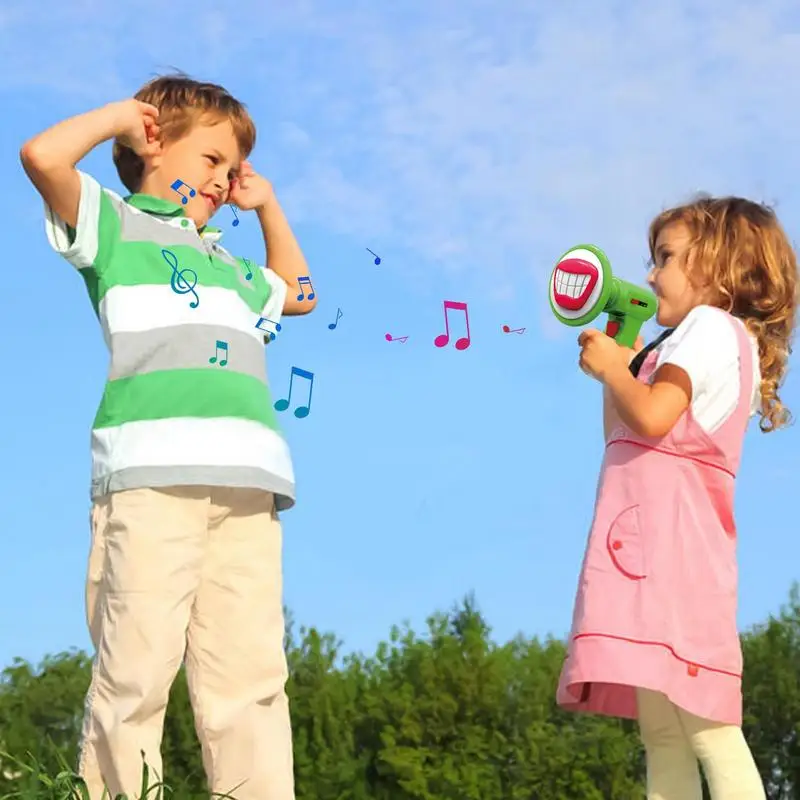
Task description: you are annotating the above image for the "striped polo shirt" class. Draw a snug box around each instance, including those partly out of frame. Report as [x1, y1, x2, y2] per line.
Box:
[44, 170, 296, 511]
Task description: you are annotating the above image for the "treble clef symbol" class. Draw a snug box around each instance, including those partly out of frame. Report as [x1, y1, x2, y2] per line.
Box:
[161, 248, 199, 309]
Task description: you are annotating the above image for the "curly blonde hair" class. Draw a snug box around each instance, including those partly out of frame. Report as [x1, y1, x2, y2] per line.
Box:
[112, 71, 256, 193]
[648, 195, 799, 433]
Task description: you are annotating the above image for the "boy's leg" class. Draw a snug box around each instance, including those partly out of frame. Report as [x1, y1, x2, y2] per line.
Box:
[636, 688, 703, 800]
[184, 488, 294, 800]
[677, 705, 767, 799]
[78, 487, 210, 800]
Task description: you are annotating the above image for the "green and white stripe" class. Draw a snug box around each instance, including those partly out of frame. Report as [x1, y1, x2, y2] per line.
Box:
[44, 170, 296, 510]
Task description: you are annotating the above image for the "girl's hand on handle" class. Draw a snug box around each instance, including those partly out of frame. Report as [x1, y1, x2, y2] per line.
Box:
[112, 99, 161, 156]
[578, 328, 634, 382]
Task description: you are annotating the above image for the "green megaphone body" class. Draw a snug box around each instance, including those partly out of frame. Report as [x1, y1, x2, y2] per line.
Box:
[549, 244, 657, 348]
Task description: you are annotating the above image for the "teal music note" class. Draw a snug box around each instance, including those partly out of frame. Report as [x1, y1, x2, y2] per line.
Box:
[161, 248, 199, 309]
[274, 366, 314, 419]
[241, 257, 253, 281]
[209, 339, 228, 366]
[296, 276, 315, 301]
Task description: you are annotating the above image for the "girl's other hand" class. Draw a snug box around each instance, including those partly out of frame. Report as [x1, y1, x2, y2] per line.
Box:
[623, 335, 646, 365]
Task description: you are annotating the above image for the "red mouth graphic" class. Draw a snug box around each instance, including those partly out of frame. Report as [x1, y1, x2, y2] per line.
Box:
[552, 258, 599, 311]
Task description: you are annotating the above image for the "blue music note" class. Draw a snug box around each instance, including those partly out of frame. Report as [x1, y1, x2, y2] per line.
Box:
[170, 179, 196, 205]
[161, 248, 200, 308]
[255, 316, 282, 341]
[296, 276, 315, 301]
[230, 205, 240, 226]
[274, 366, 314, 419]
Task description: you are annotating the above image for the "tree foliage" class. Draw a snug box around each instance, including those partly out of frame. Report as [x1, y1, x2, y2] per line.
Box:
[1, 587, 797, 799]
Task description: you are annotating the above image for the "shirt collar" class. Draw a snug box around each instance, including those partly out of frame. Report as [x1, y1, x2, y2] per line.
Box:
[123, 192, 224, 242]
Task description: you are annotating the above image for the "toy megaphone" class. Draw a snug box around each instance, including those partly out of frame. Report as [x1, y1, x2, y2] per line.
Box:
[549, 244, 657, 348]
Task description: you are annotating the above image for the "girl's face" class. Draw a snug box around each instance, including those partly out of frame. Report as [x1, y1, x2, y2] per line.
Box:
[647, 222, 705, 327]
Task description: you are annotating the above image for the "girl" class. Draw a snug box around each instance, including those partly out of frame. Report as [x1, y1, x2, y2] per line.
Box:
[556, 195, 798, 799]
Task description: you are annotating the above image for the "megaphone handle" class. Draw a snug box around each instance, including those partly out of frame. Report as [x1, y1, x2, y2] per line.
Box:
[605, 316, 621, 340]
[606, 313, 641, 349]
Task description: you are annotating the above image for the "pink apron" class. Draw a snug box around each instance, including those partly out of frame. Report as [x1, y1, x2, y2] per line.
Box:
[557, 309, 754, 726]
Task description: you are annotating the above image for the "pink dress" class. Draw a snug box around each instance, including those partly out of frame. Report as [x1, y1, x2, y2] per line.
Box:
[557, 310, 754, 726]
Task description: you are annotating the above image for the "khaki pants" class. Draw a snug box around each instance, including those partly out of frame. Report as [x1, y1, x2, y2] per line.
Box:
[637, 688, 766, 799]
[77, 486, 294, 800]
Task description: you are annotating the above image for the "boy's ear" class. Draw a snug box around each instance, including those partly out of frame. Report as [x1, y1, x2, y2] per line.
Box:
[142, 140, 165, 169]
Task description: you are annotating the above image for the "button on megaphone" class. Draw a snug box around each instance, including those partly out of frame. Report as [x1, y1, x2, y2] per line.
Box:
[549, 244, 657, 349]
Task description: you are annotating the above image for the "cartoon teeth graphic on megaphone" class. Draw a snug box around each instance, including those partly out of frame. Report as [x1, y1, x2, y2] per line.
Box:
[549, 244, 657, 349]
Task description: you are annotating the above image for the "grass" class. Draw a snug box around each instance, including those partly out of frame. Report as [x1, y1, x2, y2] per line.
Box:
[0, 750, 240, 800]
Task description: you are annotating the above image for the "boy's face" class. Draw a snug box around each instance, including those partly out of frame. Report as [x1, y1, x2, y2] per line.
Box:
[145, 116, 242, 228]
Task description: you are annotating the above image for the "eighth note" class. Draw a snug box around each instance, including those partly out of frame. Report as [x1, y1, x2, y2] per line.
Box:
[296, 276, 315, 301]
[385, 334, 409, 343]
[274, 366, 314, 419]
[255, 316, 282, 341]
[434, 300, 471, 351]
[366, 248, 381, 265]
[209, 340, 229, 366]
[328, 308, 343, 330]
[230, 205, 240, 226]
[241, 257, 253, 281]
[502, 325, 526, 335]
[170, 179, 196, 205]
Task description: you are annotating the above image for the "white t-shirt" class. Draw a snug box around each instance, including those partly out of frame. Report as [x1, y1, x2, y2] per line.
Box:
[650, 305, 761, 433]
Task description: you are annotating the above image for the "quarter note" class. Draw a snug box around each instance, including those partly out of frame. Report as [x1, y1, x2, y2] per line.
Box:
[170, 179, 196, 205]
[296, 276, 315, 301]
[328, 308, 343, 330]
[366, 248, 381, 265]
[230, 205, 240, 226]
[255, 316, 282, 341]
[161, 248, 200, 309]
[241, 257, 253, 281]
[209, 339, 229, 366]
[274, 366, 314, 419]
[385, 333, 409, 343]
[434, 300, 471, 351]
[502, 325, 526, 335]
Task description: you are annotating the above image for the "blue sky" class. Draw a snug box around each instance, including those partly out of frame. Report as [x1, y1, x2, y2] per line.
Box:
[2, 0, 800, 673]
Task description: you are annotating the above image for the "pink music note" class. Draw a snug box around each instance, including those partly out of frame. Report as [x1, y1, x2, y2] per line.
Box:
[385, 333, 409, 343]
[502, 324, 526, 335]
[170, 179, 196, 205]
[434, 300, 471, 350]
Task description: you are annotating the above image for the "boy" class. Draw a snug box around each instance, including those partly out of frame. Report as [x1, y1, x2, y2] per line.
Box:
[20, 74, 315, 800]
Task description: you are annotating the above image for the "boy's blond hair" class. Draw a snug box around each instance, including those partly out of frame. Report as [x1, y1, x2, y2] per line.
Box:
[113, 72, 256, 193]
[649, 195, 799, 433]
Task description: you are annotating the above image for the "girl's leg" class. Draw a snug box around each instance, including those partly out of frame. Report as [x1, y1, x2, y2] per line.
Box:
[636, 688, 703, 800]
[676, 706, 766, 799]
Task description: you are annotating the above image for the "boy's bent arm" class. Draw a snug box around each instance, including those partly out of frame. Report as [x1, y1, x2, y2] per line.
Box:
[256, 198, 316, 316]
[20, 104, 123, 229]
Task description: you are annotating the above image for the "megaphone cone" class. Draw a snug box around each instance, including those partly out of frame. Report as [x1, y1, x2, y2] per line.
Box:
[549, 244, 612, 326]
[548, 244, 657, 348]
